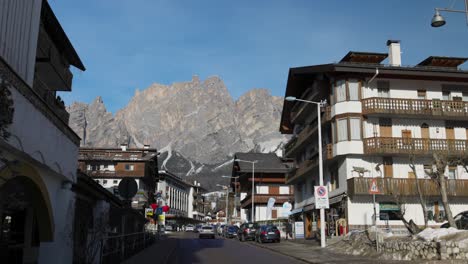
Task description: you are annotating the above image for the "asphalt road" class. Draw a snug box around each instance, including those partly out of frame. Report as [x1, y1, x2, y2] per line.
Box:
[165, 232, 306, 264]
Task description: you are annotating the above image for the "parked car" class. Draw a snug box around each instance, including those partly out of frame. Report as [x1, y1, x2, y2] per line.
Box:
[185, 224, 195, 232]
[199, 225, 216, 239]
[224, 225, 239, 238]
[217, 224, 226, 236]
[441, 211, 468, 229]
[165, 225, 173, 232]
[237, 222, 259, 242]
[255, 225, 280, 243]
[194, 224, 203, 233]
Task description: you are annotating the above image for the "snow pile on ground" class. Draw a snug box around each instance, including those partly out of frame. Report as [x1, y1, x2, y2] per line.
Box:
[416, 227, 464, 242]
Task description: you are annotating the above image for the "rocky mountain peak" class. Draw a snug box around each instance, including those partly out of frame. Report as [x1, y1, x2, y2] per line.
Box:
[68, 76, 288, 190]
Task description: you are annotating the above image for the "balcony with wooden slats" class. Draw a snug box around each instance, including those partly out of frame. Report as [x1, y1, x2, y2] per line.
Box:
[362, 97, 468, 120]
[347, 177, 468, 197]
[286, 144, 334, 184]
[363, 137, 468, 156]
[291, 102, 332, 124]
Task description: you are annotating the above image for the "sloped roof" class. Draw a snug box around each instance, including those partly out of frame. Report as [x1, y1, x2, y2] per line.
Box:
[233, 152, 288, 173]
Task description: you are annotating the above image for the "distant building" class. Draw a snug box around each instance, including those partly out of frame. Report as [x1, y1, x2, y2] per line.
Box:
[280, 40, 468, 237]
[232, 153, 294, 222]
[0, 1, 85, 262]
[78, 144, 159, 210]
[156, 170, 205, 225]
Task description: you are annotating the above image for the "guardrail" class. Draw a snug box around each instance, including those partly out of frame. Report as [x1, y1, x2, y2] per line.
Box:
[100, 231, 158, 263]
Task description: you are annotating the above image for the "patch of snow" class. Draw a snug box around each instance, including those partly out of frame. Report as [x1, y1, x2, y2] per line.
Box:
[160, 143, 172, 170]
[417, 227, 463, 241]
[186, 160, 196, 176]
[212, 159, 233, 172]
[131, 134, 143, 148]
[195, 165, 204, 174]
[184, 106, 203, 118]
[258, 138, 285, 154]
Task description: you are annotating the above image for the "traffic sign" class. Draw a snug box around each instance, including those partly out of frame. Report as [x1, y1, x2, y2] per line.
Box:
[369, 179, 380, 194]
[314, 186, 329, 209]
[118, 178, 138, 199]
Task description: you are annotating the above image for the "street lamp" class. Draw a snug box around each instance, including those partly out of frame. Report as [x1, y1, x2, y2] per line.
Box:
[285, 96, 327, 248]
[222, 176, 239, 218]
[234, 159, 258, 223]
[431, 0, 468, 27]
[217, 184, 229, 224]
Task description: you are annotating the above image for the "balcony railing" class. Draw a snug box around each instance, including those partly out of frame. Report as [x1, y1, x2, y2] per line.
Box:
[87, 170, 117, 177]
[286, 144, 333, 183]
[363, 137, 468, 156]
[291, 102, 332, 124]
[362, 97, 468, 119]
[347, 177, 468, 197]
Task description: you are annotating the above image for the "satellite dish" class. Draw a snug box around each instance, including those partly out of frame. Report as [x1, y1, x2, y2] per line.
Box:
[118, 178, 138, 199]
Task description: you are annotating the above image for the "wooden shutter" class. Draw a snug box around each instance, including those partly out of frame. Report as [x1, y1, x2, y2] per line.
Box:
[402, 130, 412, 145]
[379, 118, 392, 137]
[269, 186, 279, 195]
[272, 209, 277, 219]
[446, 127, 455, 140]
[383, 157, 393, 178]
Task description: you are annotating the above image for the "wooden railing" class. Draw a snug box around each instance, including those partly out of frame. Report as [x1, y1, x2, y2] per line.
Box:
[87, 170, 117, 177]
[362, 97, 468, 118]
[286, 145, 333, 183]
[347, 177, 468, 197]
[363, 137, 468, 156]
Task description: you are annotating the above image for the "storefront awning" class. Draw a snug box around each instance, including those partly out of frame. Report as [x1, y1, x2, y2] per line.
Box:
[290, 208, 303, 215]
[304, 204, 315, 212]
[329, 193, 346, 205]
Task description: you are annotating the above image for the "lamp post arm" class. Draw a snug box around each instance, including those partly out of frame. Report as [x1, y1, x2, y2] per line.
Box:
[436, 7, 468, 14]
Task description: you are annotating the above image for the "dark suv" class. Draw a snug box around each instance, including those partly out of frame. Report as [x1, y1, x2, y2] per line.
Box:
[237, 222, 259, 242]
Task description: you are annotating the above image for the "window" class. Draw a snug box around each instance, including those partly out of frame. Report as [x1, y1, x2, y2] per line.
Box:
[103, 180, 108, 185]
[337, 118, 348, 142]
[379, 202, 400, 220]
[443, 91, 450, 101]
[377, 81, 390, 98]
[448, 166, 457, 179]
[335, 80, 346, 102]
[402, 130, 412, 145]
[417, 90, 426, 100]
[348, 80, 360, 101]
[95, 180, 100, 183]
[350, 118, 361, 140]
[279, 186, 290, 194]
[125, 164, 134, 171]
[113, 180, 118, 184]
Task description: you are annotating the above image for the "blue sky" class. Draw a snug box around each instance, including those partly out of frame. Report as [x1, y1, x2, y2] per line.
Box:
[51, 0, 468, 113]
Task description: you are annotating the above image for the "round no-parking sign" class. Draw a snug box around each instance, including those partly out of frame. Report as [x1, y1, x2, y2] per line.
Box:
[314, 186, 329, 209]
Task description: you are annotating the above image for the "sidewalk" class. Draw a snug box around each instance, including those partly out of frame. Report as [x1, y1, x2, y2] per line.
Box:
[248, 239, 459, 264]
[123, 235, 177, 264]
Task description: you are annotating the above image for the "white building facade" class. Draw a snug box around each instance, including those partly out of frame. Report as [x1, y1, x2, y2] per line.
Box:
[0, 0, 85, 262]
[281, 40, 468, 237]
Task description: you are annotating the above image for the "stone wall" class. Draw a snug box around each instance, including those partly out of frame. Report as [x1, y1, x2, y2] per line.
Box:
[380, 240, 468, 260]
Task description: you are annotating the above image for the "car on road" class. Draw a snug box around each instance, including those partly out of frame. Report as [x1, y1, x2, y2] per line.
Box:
[185, 224, 195, 232]
[199, 225, 216, 239]
[194, 224, 203, 233]
[441, 211, 468, 229]
[237, 222, 259, 242]
[255, 225, 280, 243]
[165, 225, 173, 232]
[224, 225, 239, 238]
[217, 224, 226, 236]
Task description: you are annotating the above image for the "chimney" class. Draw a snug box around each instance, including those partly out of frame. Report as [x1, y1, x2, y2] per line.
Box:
[387, 40, 401, 66]
[120, 143, 127, 151]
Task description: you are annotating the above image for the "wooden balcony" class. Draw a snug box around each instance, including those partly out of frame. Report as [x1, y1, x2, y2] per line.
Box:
[363, 137, 468, 156]
[87, 170, 117, 178]
[286, 144, 333, 184]
[362, 97, 468, 120]
[291, 102, 332, 124]
[347, 177, 468, 197]
[241, 194, 293, 208]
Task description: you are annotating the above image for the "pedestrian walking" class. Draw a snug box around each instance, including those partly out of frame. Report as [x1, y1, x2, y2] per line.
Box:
[285, 221, 293, 240]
